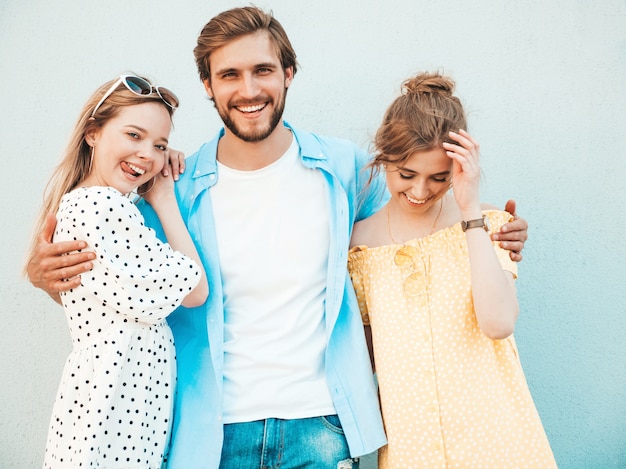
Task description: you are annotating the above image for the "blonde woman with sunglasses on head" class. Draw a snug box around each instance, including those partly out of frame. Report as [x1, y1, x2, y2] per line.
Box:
[25, 74, 208, 468]
[348, 71, 556, 468]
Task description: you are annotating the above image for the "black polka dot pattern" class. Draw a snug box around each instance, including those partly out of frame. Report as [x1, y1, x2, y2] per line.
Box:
[43, 186, 201, 468]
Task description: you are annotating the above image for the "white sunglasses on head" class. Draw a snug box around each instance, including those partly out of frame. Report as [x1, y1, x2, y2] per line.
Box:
[91, 74, 179, 117]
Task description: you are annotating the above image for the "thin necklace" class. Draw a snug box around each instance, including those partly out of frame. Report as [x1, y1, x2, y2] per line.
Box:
[387, 197, 444, 245]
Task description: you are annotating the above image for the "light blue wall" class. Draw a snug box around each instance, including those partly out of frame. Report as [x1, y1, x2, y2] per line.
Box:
[1, 1, 624, 467]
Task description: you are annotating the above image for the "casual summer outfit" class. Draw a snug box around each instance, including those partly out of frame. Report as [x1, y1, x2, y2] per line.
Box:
[348, 210, 557, 469]
[43, 186, 201, 468]
[139, 122, 388, 468]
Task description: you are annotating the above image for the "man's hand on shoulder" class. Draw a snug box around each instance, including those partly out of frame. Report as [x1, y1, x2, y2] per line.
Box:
[27, 213, 95, 303]
[491, 200, 529, 262]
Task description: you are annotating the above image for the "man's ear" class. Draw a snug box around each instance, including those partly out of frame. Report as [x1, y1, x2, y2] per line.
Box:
[203, 79, 213, 99]
[284, 67, 294, 89]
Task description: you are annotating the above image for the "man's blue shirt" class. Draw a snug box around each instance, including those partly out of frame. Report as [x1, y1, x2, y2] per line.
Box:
[140, 122, 388, 468]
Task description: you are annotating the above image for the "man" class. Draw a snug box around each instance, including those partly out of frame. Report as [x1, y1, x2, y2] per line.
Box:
[28, 7, 528, 468]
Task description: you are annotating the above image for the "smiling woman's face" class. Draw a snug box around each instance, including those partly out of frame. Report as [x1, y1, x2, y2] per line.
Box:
[385, 147, 452, 215]
[83, 101, 171, 194]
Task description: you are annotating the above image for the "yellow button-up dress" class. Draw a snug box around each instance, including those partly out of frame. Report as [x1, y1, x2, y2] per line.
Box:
[348, 210, 557, 468]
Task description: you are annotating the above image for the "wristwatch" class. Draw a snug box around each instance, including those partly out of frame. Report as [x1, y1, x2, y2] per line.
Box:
[461, 216, 489, 232]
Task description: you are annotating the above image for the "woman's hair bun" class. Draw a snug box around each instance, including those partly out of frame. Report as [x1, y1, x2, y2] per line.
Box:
[402, 71, 455, 97]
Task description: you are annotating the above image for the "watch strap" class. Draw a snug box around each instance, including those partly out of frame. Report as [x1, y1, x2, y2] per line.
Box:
[461, 216, 488, 232]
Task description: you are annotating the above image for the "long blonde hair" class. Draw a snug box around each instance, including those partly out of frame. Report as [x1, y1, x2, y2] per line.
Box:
[24, 75, 177, 274]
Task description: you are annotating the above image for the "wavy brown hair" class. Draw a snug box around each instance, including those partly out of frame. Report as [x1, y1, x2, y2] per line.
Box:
[368, 71, 467, 179]
[194, 6, 299, 83]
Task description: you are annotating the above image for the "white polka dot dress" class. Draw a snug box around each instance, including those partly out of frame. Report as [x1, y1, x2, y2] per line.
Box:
[43, 186, 201, 468]
[348, 211, 557, 469]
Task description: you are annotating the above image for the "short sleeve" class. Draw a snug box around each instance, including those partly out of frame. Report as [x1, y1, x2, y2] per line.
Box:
[485, 210, 518, 279]
[348, 246, 371, 325]
[354, 152, 389, 223]
[69, 188, 201, 323]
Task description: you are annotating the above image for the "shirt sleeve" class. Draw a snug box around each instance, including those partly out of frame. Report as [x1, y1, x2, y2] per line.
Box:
[75, 188, 201, 323]
[354, 149, 389, 222]
[348, 246, 371, 326]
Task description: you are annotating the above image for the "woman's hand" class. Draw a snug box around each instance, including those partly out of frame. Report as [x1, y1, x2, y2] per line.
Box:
[143, 162, 177, 209]
[443, 129, 481, 218]
[444, 132, 528, 262]
[161, 147, 185, 181]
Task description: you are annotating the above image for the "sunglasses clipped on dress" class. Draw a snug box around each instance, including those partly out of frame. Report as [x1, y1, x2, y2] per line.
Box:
[91, 74, 179, 117]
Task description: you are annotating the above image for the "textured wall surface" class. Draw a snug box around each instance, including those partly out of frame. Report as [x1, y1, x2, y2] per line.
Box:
[1, 1, 624, 467]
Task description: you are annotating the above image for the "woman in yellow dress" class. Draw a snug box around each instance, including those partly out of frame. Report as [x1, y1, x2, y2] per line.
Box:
[348, 71, 557, 468]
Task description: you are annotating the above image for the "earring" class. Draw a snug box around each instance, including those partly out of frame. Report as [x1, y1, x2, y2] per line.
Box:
[88, 146, 95, 175]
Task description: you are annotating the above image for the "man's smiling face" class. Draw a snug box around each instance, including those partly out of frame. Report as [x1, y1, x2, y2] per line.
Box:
[204, 30, 293, 143]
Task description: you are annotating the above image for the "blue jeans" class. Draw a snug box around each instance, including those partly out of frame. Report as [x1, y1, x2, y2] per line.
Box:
[219, 415, 360, 469]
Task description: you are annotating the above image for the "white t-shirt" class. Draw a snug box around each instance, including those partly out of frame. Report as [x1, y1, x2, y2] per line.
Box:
[211, 136, 336, 423]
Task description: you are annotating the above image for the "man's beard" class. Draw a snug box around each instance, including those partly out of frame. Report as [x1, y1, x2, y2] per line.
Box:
[216, 89, 287, 143]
